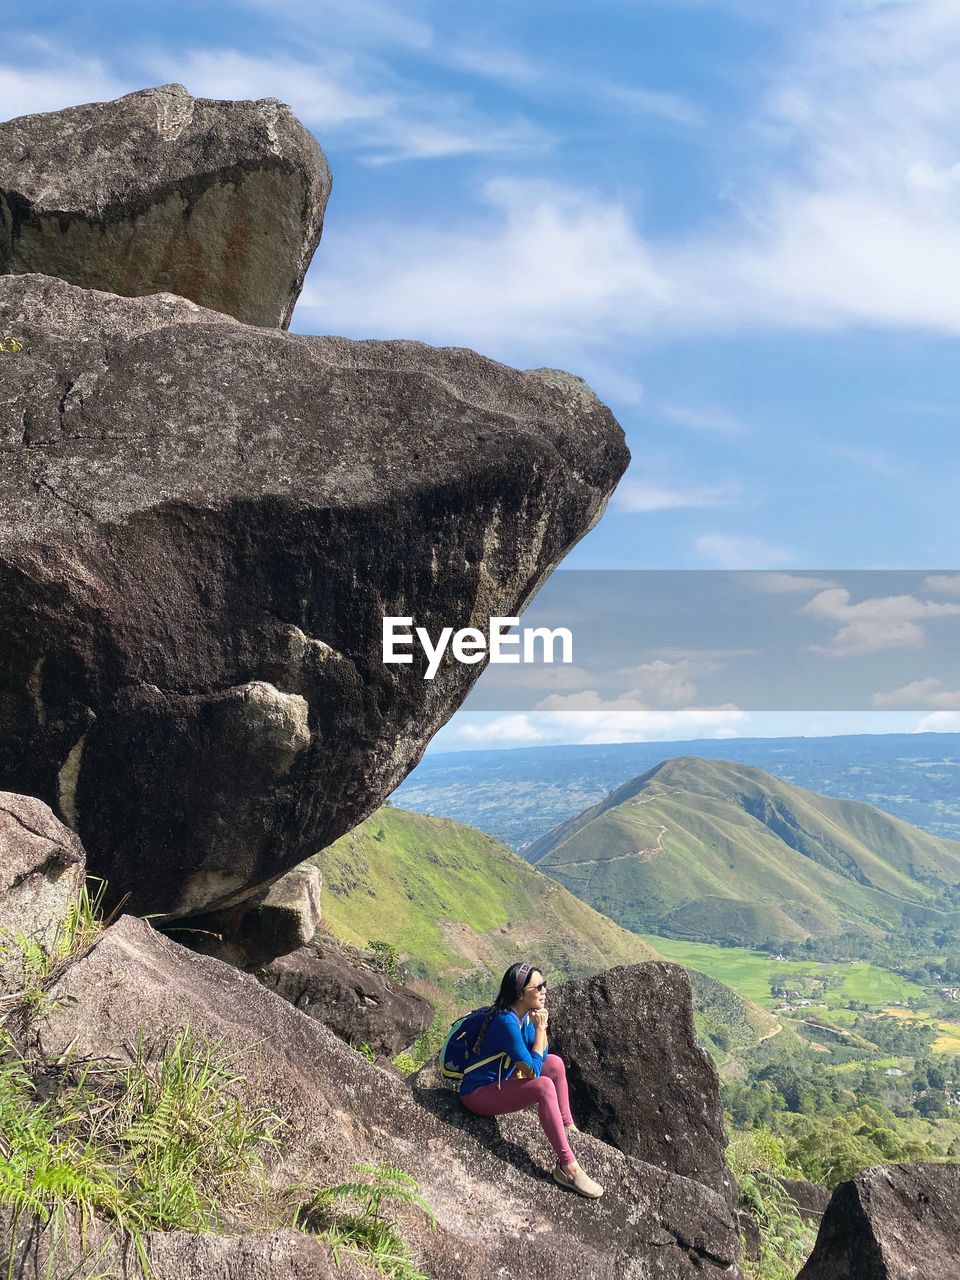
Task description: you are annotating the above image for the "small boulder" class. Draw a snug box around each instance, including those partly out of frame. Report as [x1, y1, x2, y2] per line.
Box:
[0, 791, 85, 990]
[177, 864, 324, 967]
[797, 1162, 960, 1280]
[254, 929, 433, 1056]
[0, 84, 331, 327]
[777, 1176, 830, 1229]
[548, 962, 732, 1201]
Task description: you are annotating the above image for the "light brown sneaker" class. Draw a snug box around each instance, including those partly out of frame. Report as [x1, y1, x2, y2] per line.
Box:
[554, 1162, 604, 1199]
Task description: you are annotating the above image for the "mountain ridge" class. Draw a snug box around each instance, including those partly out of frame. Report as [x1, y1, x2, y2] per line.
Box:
[528, 756, 960, 947]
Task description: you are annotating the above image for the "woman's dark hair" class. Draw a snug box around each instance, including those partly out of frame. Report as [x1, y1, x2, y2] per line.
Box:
[470, 961, 541, 1054]
[494, 961, 540, 1011]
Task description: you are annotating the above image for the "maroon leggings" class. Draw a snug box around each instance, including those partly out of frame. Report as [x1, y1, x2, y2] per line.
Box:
[460, 1053, 575, 1166]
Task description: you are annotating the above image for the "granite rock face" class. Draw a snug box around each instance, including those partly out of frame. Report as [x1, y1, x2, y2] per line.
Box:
[778, 1177, 830, 1229]
[0, 791, 85, 990]
[2, 1207, 367, 1280]
[797, 1162, 960, 1280]
[255, 929, 433, 1055]
[0, 85, 331, 328]
[0, 274, 628, 920]
[31, 917, 743, 1280]
[548, 962, 732, 1202]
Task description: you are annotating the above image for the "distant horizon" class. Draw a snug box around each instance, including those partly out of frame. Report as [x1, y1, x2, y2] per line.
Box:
[421, 726, 960, 758]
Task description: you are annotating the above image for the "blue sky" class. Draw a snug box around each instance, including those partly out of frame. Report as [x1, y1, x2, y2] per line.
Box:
[7, 0, 960, 749]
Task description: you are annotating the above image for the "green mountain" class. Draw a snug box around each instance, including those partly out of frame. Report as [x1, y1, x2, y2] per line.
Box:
[312, 804, 776, 1055]
[526, 756, 960, 947]
[314, 805, 659, 991]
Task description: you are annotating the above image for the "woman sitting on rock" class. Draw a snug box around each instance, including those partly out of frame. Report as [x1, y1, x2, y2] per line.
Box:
[458, 960, 604, 1198]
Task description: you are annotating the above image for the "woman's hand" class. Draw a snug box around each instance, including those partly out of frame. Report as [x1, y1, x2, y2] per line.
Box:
[531, 1008, 549, 1030]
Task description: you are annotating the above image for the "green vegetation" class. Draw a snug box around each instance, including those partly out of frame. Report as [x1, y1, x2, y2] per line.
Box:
[687, 968, 779, 1063]
[0, 335, 22, 353]
[529, 756, 960, 949]
[641, 936, 928, 1010]
[367, 940, 403, 981]
[0, 879, 435, 1277]
[727, 1128, 815, 1280]
[0, 1025, 284, 1274]
[0, 876, 112, 1024]
[315, 806, 660, 1019]
[303, 1161, 436, 1280]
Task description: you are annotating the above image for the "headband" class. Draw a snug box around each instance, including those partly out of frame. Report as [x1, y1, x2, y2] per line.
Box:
[515, 962, 534, 996]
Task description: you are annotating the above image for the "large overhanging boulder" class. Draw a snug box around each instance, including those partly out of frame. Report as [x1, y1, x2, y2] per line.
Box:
[0, 85, 331, 328]
[0, 274, 628, 920]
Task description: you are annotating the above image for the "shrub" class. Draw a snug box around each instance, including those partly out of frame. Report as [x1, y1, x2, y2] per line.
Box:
[736, 1170, 816, 1280]
[728, 1128, 815, 1280]
[367, 940, 402, 982]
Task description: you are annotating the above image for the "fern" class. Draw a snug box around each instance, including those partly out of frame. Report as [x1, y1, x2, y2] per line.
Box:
[307, 1161, 435, 1280]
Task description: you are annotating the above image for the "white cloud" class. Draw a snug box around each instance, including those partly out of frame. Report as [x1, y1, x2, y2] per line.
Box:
[906, 160, 960, 192]
[0, 57, 130, 119]
[914, 711, 960, 733]
[445, 45, 543, 88]
[613, 480, 736, 514]
[236, 0, 434, 51]
[299, 179, 670, 349]
[598, 82, 702, 127]
[149, 49, 548, 164]
[873, 678, 960, 709]
[615, 657, 721, 707]
[660, 404, 747, 434]
[694, 534, 793, 569]
[924, 574, 960, 596]
[802, 587, 960, 657]
[455, 700, 748, 747]
[537, 692, 748, 744]
[295, 0, 960, 342]
[748, 573, 838, 595]
[459, 713, 549, 743]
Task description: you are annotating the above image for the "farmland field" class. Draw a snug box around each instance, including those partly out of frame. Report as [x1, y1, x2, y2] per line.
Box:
[641, 936, 929, 1009]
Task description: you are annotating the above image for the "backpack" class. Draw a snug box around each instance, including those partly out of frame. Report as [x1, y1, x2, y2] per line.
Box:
[439, 1006, 512, 1086]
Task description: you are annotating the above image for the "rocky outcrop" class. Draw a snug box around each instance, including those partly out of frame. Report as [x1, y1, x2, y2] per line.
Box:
[0, 792, 85, 990]
[778, 1177, 830, 1229]
[177, 864, 324, 967]
[797, 1162, 960, 1280]
[2, 1207, 369, 1280]
[31, 916, 743, 1280]
[0, 85, 331, 328]
[0, 273, 628, 920]
[254, 929, 433, 1055]
[548, 962, 732, 1202]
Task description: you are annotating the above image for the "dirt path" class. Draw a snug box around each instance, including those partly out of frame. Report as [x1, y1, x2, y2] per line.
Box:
[558, 824, 668, 869]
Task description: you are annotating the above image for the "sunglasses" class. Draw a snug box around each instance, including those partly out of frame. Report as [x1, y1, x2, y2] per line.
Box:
[532, 981, 548, 992]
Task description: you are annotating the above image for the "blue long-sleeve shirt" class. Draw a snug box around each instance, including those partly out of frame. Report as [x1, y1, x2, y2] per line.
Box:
[459, 1010, 547, 1095]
